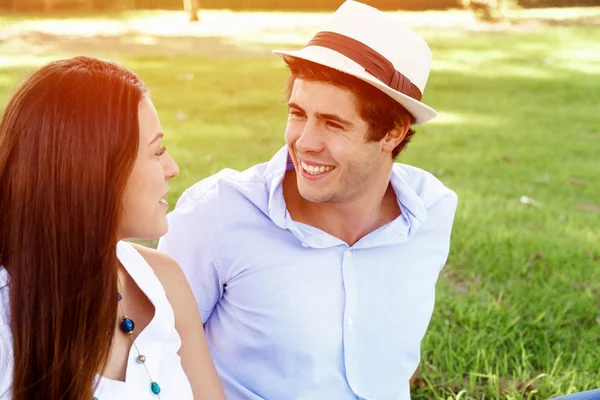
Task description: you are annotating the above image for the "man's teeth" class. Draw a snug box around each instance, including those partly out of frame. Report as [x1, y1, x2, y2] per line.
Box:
[301, 160, 334, 175]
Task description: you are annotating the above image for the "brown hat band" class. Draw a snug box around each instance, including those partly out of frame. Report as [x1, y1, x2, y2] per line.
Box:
[305, 31, 423, 102]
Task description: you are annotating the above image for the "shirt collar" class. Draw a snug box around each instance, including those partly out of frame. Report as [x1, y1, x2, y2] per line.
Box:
[263, 145, 428, 247]
[264, 145, 292, 230]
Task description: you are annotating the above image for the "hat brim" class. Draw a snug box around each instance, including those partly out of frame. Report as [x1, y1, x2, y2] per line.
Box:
[272, 46, 437, 125]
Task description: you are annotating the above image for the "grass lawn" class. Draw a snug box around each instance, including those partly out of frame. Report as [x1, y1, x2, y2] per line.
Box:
[1, 8, 599, 399]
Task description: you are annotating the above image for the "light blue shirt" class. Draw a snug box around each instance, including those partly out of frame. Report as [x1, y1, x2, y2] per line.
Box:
[158, 146, 458, 400]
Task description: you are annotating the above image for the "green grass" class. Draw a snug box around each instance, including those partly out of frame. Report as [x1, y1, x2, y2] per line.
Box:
[1, 10, 599, 399]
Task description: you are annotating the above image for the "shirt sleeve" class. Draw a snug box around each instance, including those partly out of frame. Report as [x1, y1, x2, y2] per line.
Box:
[0, 281, 14, 399]
[157, 191, 223, 324]
[432, 189, 458, 272]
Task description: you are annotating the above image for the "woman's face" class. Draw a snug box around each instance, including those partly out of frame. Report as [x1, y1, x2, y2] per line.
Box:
[119, 97, 179, 240]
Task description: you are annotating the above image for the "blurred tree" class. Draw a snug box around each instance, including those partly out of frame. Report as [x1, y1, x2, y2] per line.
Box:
[183, 0, 199, 21]
[464, 0, 496, 20]
[462, 0, 518, 21]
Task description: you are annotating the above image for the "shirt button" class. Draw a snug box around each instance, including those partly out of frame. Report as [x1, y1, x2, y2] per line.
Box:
[344, 250, 352, 259]
[347, 317, 354, 327]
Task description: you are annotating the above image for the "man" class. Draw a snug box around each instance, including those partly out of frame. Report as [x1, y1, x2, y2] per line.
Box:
[158, 1, 458, 399]
[553, 390, 600, 399]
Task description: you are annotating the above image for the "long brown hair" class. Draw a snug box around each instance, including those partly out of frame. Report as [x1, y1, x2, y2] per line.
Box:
[0, 57, 146, 399]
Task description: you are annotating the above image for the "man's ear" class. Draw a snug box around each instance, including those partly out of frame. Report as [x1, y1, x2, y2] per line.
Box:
[382, 118, 410, 155]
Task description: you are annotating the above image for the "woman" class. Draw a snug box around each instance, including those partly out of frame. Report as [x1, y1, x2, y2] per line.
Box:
[0, 57, 226, 400]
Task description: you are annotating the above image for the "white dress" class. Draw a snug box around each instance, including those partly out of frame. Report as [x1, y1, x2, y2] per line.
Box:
[0, 241, 194, 399]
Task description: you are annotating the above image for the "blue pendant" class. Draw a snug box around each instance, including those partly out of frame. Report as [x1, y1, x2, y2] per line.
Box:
[120, 317, 135, 333]
[151, 382, 161, 394]
[117, 292, 122, 301]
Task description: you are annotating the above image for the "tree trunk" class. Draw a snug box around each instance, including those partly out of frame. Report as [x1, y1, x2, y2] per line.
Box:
[183, 0, 200, 22]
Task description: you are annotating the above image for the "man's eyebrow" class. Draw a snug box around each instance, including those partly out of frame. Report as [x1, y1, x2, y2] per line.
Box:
[288, 102, 353, 127]
[315, 112, 353, 127]
[288, 102, 305, 112]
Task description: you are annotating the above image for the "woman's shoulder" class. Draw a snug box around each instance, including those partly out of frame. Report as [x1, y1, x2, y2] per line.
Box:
[129, 243, 179, 273]
[129, 243, 182, 284]
[128, 243, 191, 310]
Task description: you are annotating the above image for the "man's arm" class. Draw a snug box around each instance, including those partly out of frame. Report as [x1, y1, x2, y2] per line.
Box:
[157, 191, 223, 324]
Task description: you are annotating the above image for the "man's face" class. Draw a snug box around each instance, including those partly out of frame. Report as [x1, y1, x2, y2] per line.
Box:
[285, 78, 390, 205]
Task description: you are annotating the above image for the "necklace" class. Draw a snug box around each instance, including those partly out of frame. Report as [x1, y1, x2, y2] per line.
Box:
[93, 292, 161, 399]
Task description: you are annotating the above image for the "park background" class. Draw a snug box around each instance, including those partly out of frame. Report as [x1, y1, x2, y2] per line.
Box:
[1, 0, 599, 398]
